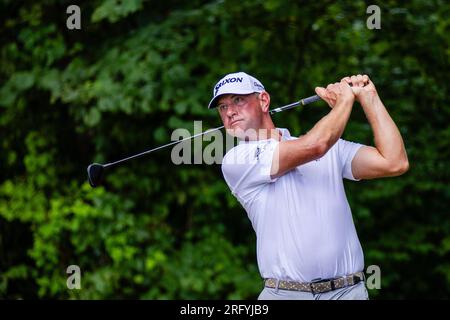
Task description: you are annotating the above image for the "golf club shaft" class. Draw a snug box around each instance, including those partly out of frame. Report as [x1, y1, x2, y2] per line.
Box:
[103, 93, 323, 168]
[103, 125, 225, 168]
[269, 95, 321, 115]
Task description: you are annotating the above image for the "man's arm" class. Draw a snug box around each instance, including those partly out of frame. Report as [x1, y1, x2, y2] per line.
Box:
[347, 75, 409, 180]
[270, 80, 355, 178]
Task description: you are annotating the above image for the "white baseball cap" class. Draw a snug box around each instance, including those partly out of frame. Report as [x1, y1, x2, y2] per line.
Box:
[208, 71, 265, 109]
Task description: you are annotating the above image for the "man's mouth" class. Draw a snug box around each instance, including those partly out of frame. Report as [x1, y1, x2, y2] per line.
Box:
[229, 119, 243, 127]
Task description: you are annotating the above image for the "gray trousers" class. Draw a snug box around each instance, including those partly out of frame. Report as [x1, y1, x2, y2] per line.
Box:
[258, 281, 369, 300]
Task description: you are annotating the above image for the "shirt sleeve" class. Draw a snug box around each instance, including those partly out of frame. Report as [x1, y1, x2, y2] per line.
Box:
[337, 139, 365, 181]
[221, 140, 279, 206]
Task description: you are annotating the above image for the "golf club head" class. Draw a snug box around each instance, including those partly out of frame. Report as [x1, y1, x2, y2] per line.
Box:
[87, 163, 105, 187]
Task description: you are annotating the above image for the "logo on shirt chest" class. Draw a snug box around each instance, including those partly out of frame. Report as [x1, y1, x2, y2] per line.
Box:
[255, 146, 261, 160]
[254, 144, 270, 161]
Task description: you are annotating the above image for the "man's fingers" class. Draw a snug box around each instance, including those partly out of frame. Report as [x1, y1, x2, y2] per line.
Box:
[341, 77, 352, 85]
[357, 74, 365, 87]
[328, 82, 340, 93]
[362, 74, 369, 84]
[347, 74, 370, 87]
[315, 87, 327, 99]
[315, 86, 335, 107]
[315, 87, 334, 102]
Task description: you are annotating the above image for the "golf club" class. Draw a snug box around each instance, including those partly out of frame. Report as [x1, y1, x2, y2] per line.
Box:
[87, 85, 362, 187]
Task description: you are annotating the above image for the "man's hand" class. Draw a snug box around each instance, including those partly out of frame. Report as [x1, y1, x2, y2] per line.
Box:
[315, 79, 355, 108]
[341, 74, 378, 106]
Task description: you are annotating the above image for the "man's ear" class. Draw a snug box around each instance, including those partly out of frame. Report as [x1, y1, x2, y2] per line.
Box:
[259, 91, 270, 113]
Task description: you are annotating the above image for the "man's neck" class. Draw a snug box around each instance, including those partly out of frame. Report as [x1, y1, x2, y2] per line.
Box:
[256, 117, 280, 140]
[240, 125, 281, 142]
[257, 127, 281, 140]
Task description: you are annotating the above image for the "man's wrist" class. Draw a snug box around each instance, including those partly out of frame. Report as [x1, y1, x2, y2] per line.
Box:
[359, 92, 381, 108]
[336, 96, 355, 108]
[360, 96, 383, 110]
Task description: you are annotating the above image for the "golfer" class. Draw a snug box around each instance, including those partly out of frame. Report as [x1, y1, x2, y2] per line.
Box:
[208, 72, 409, 300]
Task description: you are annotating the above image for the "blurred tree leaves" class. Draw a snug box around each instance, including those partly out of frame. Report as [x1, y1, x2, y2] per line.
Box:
[92, 0, 144, 23]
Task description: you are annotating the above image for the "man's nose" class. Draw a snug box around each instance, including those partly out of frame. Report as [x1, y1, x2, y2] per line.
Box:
[226, 104, 238, 117]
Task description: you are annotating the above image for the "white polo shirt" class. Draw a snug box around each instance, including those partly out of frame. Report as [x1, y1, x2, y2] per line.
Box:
[221, 128, 365, 282]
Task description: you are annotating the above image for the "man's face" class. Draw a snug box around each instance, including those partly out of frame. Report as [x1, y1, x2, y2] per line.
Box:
[217, 93, 262, 138]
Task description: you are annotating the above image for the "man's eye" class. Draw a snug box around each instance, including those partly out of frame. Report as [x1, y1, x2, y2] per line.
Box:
[233, 97, 243, 104]
[218, 104, 227, 110]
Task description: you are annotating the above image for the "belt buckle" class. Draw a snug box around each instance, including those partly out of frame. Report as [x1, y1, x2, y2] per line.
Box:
[353, 273, 363, 285]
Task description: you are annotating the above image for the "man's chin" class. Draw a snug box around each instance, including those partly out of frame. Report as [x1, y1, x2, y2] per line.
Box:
[225, 127, 242, 138]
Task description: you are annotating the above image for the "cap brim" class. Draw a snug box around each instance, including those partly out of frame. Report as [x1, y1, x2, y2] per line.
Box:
[207, 89, 260, 109]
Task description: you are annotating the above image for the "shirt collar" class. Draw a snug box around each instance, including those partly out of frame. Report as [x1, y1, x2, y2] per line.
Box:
[238, 127, 292, 144]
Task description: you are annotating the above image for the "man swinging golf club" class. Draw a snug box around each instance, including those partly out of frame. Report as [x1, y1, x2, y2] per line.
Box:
[210, 72, 409, 300]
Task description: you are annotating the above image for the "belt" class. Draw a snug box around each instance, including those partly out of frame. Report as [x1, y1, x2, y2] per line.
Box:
[264, 271, 365, 294]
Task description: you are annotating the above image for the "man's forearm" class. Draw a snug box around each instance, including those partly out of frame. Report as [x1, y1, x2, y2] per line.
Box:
[270, 82, 355, 178]
[302, 98, 354, 151]
[360, 96, 408, 163]
[271, 98, 353, 177]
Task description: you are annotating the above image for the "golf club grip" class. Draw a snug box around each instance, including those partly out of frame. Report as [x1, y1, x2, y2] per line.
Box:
[302, 95, 322, 105]
[268, 94, 320, 115]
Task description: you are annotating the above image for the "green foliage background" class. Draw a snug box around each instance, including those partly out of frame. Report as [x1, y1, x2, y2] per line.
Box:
[0, 0, 449, 299]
